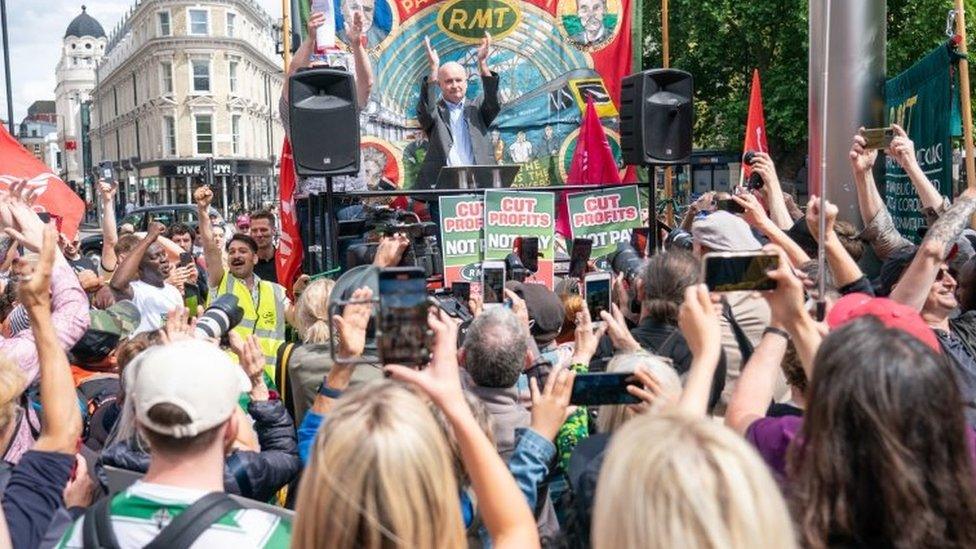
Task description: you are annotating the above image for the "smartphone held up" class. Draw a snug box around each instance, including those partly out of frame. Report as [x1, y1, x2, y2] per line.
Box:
[377, 267, 432, 367]
[702, 251, 779, 292]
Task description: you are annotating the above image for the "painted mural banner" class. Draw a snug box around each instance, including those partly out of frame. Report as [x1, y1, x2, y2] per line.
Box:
[483, 190, 555, 288]
[567, 185, 642, 258]
[299, 0, 636, 190]
[439, 194, 485, 288]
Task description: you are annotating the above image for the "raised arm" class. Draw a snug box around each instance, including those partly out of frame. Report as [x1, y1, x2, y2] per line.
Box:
[725, 328, 789, 436]
[733, 193, 811, 267]
[476, 32, 500, 125]
[386, 310, 539, 549]
[850, 129, 913, 260]
[21, 227, 82, 454]
[109, 221, 164, 300]
[97, 179, 119, 275]
[888, 124, 947, 217]
[344, 11, 374, 108]
[194, 186, 224, 288]
[750, 152, 792, 230]
[763, 245, 822, 380]
[891, 188, 976, 311]
[806, 196, 864, 289]
[281, 12, 325, 101]
[417, 36, 440, 132]
[675, 284, 723, 416]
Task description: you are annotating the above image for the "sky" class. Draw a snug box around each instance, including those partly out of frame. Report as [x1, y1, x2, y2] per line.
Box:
[0, 0, 282, 125]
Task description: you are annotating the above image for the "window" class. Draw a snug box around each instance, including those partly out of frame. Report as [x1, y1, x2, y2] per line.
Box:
[161, 62, 173, 93]
[157, 11, 171, 36]
[194, 114, 212, 155]
[191, 59, 210, 93]
[228, 60, 238, 94]
[163, 116, 176, 156]
[232, 114, 241, 155]
[226, 12, 236, 37]
[188, 9, 209, 35]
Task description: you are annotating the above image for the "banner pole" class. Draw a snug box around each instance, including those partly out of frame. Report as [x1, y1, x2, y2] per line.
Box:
[282, 0, 292, 75]
[662, 0, 674, 226]
[955, 0, 975, 189]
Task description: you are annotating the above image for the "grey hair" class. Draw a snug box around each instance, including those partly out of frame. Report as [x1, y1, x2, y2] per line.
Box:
[462, 307, 527, 388]
[597, 351, 682, 434]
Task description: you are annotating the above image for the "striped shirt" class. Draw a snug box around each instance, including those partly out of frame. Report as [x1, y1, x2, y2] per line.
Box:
[57, 481, 291, 548]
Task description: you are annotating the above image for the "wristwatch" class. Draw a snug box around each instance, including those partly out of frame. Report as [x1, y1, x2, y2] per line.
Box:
[317, 382, 344, 399]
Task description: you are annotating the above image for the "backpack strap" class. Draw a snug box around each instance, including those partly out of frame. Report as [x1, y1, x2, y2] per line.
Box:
[82, 496, 120, 549]
[275, 342, 296, 420]
[721, 298, 755, 365]
[144, 492, 242, 549]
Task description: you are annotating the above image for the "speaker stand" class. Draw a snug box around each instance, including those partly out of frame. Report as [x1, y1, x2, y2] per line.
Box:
[323, 175, 339, 273]
[647, 165, 659, 256]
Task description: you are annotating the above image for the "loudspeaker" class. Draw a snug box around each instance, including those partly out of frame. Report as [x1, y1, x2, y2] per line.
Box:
[620, 69, 693, 166]
[289, 68, 360, 177]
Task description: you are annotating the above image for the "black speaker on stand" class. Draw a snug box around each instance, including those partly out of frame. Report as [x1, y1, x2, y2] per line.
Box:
[288, 67, 360, 274]
[620, 69, 694, 255]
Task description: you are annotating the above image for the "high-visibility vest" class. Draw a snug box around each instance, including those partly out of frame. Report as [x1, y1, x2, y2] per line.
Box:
[209, 273, 287, 380]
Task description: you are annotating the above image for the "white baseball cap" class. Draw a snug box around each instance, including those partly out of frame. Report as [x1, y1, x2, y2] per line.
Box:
[132, 340, 250, 438]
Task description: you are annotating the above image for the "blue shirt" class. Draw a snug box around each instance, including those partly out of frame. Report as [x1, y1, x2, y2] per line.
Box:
[445, 99, 474, 166]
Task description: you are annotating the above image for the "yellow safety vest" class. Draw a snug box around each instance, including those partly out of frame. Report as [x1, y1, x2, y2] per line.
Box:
[209, 273, 287, 380]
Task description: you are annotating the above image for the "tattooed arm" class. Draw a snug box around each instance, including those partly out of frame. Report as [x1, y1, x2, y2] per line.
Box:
[890, 188, 976, 311]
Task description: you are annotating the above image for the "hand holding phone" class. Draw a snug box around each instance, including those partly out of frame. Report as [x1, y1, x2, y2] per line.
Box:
[481, 261, 506, 306]
[378, 267, 431, 366]
[584, 272, 612, 321]
[860, 127, 894, 150]
[569, 238, 593, 279]
[179, 252, 194, 267]
[569, 371, 641, 405]
[716, 198, 746, 215]
[452, 281, 470, 304]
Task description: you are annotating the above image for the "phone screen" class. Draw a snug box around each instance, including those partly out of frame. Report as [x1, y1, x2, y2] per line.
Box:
[519, 237, 539, 273]
[569, 238, 593, 279]
[704, 254, 779, 292]
[862, 127, 893, 150]
[717, 198, 745, 215]
[585, 275, 611, 320]
[452, 282, 470, 304]
[378, 268, 430, 366]
[179, 252, 194, 267]
[100, 162, 114, 183]
[483, 266, 505, 304]
[570, 372, 642, 405]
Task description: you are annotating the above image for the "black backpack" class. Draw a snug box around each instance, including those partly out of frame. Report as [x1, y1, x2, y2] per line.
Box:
[82, 492, 241, 549]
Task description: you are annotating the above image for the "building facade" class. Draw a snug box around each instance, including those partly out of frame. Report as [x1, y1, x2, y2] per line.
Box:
[17, 101, 59, 167]
[55, 7, 107, 196]
[89, 0, 284, 218]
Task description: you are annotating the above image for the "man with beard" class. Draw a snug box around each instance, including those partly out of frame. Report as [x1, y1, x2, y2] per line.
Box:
[569, 0, 612, 47]
[248, 210, 278, 284]
[108, 221, 182, 335]
[195, 186, 292, 375]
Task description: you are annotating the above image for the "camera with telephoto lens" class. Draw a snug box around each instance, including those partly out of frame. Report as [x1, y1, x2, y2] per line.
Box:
[344, 206, 442, 278]
[194, 294, 245, 340]
[742, 151, 765, 190]
[665, 228, 694, 251]
[607, 242, 645, 282]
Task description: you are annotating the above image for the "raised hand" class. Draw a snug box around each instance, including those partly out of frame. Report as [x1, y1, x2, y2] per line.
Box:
[761, 245, 807, 325]
[229, 332, 265, 383]
[886, 124, 918, 172]
[160, 306, 196, 344]
[372, 234, 409, 268]
[600, 303, 641, 353]
[529, 364, 576, 441]
[571, 305, 607, 366]
[307, 10, 325, 37]
[97, 179, 116, 202]
[345, 10, 364, 47]
[805, 195, 838, 240]
[385, 308, 466, 412]
[477, 31, 492, 65]
[677, 284, 722, 364]
[193, 186, 214, 210]
[731, 192, 771, 229]
[750, 152, 781, 192]
[424, 35, 440, 72]
[147, 221, 166, 239]
[333, 286, 373, 358]
[626, 366, 678, 415]
[15, 225, 56, 310]
[850, 128, 879, 178]
[504, 288, 530, 335]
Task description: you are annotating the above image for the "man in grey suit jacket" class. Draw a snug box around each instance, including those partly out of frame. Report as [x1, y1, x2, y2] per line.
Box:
[415, 32, 500, 198]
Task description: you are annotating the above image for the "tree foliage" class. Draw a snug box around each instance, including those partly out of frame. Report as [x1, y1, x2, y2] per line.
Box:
[641, 0, 976, 180]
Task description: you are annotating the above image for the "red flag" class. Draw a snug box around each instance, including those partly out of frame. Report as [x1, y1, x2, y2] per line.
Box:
[742, 69, 769, 178]
[0, 125, 85, 238]
[557, 98, 622, 236]
[276, 138, 303, 293]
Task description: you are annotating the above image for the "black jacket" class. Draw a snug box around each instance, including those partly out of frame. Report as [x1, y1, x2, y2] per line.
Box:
[414, 72, 501, 193]
[96, 399, 300, 502]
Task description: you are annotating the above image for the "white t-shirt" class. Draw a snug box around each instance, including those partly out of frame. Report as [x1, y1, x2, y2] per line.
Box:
[130, 280, 183, 334]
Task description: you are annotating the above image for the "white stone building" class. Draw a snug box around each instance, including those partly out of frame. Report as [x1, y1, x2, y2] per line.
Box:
[89, 0, 284, 216]
[55, 6, 107, 197]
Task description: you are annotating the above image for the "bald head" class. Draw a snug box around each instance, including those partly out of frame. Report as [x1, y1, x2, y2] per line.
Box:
[437, 62, 468, 104]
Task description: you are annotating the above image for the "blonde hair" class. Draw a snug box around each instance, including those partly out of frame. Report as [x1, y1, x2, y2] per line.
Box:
[596, 351, 681, 434]
[0, 357, 24, 432]
[295, 278, 337, 344]
[593, 413, 797, 549]
[292, 380, 465, 549]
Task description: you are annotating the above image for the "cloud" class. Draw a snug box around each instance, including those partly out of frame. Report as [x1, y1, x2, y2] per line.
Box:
[0, 0, 281, 124]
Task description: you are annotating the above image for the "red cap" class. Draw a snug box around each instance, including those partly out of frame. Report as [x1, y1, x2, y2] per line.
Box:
[826, 293, 941, 353]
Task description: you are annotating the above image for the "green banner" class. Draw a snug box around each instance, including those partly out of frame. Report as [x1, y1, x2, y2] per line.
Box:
[885, 44, 957, 240]
[567, 185, 643, 259]
[483, 190, 555, 289]
[439, 195, 485, 287]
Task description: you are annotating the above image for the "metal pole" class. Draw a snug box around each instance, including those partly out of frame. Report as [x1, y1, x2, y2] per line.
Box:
[661, 0, 674, 226]
[816, 0, 831, 320]
[955, 0, 975, 189]
[0, 0, 13, 135]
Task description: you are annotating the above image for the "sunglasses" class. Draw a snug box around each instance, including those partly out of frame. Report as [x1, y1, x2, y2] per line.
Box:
[936, 267, 953, 282]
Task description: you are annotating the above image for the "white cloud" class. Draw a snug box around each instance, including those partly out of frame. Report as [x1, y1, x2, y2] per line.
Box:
[0, 0, 281, 124]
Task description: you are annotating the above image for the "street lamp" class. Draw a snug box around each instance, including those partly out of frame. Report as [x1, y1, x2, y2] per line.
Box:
[1, 0, 13, 135]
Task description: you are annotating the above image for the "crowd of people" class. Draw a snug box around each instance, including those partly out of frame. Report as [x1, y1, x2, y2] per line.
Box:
[0, 109, 973, 549]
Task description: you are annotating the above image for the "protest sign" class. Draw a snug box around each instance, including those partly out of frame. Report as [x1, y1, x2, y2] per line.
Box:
[483, 190, 555, 289]
[439, 194, 485, 289]
[567, 185, 643, 259]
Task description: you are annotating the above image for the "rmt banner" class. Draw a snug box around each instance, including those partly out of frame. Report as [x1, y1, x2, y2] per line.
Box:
[295, 0, 636, 189]
[483, 190, 555, 288]
[567, 185, 642, 259]
[439, 194, 485, 290]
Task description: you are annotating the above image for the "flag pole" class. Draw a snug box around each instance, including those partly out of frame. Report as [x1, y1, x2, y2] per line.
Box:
[815, 0, 831, 321]
[662, 0, 675, 226]
[955, 0, 975, 189]
[1, 0, 13, 135]
[282, 0, 292, 74]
